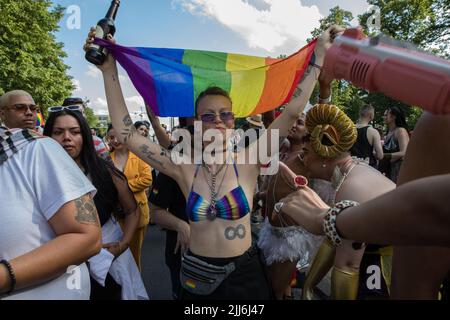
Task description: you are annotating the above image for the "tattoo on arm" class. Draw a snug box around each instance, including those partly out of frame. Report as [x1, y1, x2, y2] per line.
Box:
[123, 115, 133, 127]
[74, 194, 100, 227]
[138, 144, 166, 169]
[224, 224, 246, 240]
[121, 115, 135, 142]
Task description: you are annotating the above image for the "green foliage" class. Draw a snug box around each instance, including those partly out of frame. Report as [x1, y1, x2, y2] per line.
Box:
[84, 107, 99, 129]
[311, 3, 447, 129]
[0, 0, 73, 112]
[310, 6, 354, 40]
[359, 0, 450, 58]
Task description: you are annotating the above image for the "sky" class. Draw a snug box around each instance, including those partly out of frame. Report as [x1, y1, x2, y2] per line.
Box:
[53, 0, 370, 126]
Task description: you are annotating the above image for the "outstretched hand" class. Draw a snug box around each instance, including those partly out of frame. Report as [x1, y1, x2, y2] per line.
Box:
[83, 26, 117, 73]
[279, 186, 330, 235]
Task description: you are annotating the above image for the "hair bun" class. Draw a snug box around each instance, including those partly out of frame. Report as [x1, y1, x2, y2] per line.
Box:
[305, 104, 357, 158]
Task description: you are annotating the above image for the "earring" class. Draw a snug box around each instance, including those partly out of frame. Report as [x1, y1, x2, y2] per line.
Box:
[322, 163, 327, 168]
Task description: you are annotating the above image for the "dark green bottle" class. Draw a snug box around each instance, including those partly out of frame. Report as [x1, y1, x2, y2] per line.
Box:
[85, 0, 120, 65]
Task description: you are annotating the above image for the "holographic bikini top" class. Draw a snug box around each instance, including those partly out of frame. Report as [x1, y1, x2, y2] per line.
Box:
[186, 163, 250, 222]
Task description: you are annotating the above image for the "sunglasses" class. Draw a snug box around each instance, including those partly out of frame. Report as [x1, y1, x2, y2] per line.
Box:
[48, 105, 83, 113]
[5, 104, 40, 113]
[200, 111, 235, 123]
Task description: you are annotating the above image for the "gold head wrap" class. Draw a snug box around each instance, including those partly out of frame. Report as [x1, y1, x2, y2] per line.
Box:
[305, 104, 357, 158]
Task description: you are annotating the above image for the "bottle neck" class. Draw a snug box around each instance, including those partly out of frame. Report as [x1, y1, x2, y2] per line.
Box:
[105, 0, 120, 20]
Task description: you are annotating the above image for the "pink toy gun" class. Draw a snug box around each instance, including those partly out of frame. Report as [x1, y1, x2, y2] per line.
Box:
[323, 28, 450, 114]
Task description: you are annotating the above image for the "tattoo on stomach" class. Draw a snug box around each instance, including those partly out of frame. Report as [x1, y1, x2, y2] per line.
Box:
[224, 224, 246, 240]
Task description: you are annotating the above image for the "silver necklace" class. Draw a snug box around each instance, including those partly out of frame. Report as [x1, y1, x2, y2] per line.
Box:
[202, 163, 227, 221]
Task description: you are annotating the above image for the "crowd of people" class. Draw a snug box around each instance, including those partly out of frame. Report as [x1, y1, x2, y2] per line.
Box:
[1, 24, 449, 301]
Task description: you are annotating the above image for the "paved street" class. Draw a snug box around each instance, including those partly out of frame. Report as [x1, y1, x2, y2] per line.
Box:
[141, 224, 173, 300]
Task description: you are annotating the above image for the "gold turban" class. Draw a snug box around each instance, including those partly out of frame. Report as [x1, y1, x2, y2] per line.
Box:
[305, 104, 357, 158]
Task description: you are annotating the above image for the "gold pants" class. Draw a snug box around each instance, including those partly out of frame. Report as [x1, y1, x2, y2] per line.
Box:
[331, 267, 359, 300]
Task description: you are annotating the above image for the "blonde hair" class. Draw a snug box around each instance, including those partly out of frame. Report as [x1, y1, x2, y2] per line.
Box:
[0, 90, 33, 108]
[305, 104, 357, 158]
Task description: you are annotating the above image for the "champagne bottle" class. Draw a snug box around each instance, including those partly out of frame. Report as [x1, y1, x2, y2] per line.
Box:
[85, 0, 120, 65]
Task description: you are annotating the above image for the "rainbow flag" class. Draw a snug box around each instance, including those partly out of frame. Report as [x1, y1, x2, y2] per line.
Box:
[36, 112, 45, 127]
[94, 38, 317, 117]
[185, 279, 196, 290]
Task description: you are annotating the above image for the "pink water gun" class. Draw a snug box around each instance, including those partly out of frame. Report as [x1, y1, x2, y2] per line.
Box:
[323, 28, 450, 114]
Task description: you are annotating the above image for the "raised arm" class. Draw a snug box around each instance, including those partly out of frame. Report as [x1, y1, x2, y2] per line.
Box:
[146, 104, 172, 149]
[0, 194, 102, 294]
[254, 26, 343, 163]
[83, 29, 183, 181]
[266, 27, 342, 135]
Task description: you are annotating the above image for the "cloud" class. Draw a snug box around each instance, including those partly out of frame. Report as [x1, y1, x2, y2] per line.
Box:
[72, 79, 82, 92]
[86, 65, 102, 78]
[125, 95, 145, 109]
[175, 0, 322, 53]
[93, 97, 108, 108]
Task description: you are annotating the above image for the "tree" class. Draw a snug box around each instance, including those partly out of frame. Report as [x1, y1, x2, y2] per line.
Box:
[310, 6, 355, 39]
[0, 0, 73, 112]
[359, 0, 450, 58]
[310, 2, 449, 129]
[84, 107, 99, 129]
[357, 0, 450, 128]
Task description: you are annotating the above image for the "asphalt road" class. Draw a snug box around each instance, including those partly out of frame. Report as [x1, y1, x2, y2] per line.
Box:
[141, 224, 173, 300]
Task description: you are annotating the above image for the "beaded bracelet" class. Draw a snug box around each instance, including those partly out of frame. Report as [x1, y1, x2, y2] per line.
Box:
[323, 200, 359, 246]
[0, 259, 16, 294]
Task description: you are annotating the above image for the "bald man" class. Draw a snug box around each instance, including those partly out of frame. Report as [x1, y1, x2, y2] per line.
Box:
[0, 90, 38, 130]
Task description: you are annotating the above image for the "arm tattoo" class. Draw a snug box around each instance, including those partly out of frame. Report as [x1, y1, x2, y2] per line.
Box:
[121, 115, 135, 142]
[224, 224, 246, 240]
[122, 115, 133, 127]
[138, 144, 166, 168]
[121, 127, 136, 143]
[74, 194, 99, 227]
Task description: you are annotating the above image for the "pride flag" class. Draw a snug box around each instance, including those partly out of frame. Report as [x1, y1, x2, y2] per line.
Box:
[94, 38, 316, 117]
[36, 112, 45, 127]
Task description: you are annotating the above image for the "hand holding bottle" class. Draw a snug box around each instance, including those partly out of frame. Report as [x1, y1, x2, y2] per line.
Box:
[84, 27, 117, 74]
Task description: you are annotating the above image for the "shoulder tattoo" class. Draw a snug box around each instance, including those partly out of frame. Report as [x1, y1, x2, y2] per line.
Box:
[74, 194, 100, 227]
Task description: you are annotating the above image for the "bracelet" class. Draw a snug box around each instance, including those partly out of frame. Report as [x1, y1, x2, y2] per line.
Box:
[318, 95, 332, 104]
[0, 259, 16, 294]
[309, 52, 322, 70]
[323, 200, 359, 247]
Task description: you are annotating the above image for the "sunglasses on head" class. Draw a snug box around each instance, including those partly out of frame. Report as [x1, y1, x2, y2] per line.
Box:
[48, 105, 83, 113]
[200, 111, 234, 123]
[6, 104, 39, 113]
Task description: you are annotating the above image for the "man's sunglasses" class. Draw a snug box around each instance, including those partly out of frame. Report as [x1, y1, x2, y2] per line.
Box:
[5, 104, 40, 113]
[199, 111, 235, 123]
[48, 105, 83, 113]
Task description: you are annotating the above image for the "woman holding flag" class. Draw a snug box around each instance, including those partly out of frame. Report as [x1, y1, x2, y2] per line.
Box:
[84, 25, 342, 300]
